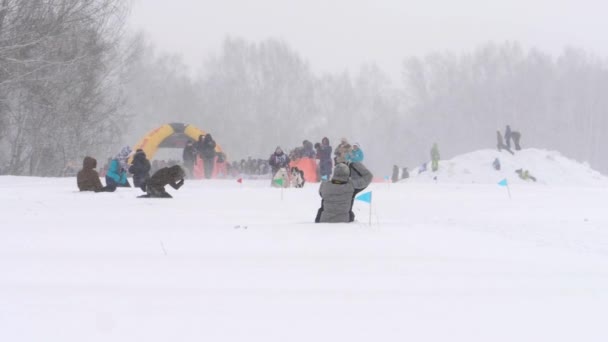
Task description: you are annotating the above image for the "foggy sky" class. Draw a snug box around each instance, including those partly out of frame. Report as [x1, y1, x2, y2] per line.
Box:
[129, 0, 608, 78]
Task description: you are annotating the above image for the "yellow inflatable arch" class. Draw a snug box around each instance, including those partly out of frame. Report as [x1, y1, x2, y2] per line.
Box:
[130, 123, 223, 161]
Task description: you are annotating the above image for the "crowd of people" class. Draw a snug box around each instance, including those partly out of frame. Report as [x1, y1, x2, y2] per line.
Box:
[74, 124, 538, 219]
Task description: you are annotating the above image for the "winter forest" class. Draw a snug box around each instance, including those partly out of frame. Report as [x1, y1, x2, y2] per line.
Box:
[1, 0, 607, 176]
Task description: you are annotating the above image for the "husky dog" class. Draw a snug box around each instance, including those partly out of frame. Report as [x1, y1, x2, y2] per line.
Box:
[272, 167, 290, 188]
[290, 167, 305, 188]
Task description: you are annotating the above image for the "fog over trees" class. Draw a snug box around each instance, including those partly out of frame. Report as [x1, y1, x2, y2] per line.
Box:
[1, 1, 607, 176]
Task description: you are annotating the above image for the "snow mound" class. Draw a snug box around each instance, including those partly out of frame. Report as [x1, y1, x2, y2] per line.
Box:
[405, 148, 608, 186]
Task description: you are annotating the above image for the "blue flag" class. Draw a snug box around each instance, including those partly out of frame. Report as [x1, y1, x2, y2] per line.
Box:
[384, 175, 390, 181]
[321, 175, 328, 181]
[498, 178, 508, 187]
[356, 191, 372, 204]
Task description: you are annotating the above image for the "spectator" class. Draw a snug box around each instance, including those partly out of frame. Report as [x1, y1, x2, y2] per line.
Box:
[182, 140, 197, 177]
[77, 156, 116, 192]
[106, 146, 131, 188]
[129, 149, 151, 192]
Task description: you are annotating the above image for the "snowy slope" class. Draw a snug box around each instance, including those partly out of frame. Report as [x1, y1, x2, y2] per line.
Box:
[407, 148, 608, 186]
[1, 174, 608, 342]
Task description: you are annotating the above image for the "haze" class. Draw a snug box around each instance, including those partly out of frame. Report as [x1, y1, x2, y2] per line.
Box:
[130, 0, 608, 77]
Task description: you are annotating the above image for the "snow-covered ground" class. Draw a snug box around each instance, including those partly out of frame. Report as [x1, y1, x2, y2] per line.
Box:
[2, 149, 608, 342]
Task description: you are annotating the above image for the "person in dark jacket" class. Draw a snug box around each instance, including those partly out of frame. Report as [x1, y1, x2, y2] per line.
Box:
[301, 140, 316, 158]
[182, 140, 197, 177]
[315, 162, 373, 223]
[139, 165, 185, 198]
[128, 149, 151, 192]
[199, 134, 217, 179]
[505, 125, 513, 149]
[77, 156, 116, 192]
[512, 131, 522, 150]
[316, 137, 333, 181]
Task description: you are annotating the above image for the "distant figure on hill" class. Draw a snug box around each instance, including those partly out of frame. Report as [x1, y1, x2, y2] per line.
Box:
[515, 168, 536, 182]
[496, 131, 514, 155]
[505, 125, 513, 149]
[430, 143, 440, 172]
[77, 156, 116, 192]
[512, 131, 522, 150]
[401, 167, 409, 179]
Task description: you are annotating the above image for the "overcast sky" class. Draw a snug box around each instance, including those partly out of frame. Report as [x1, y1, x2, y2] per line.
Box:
[129, 0, 608, 78]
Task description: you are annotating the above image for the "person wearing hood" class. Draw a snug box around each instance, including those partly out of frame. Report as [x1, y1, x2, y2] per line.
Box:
[77, 156, 116, 192]
[269, 146, 290, 176]
[315, 161, 373, 223]
[106, 146, 132, 188]
[129, 149, 151, 192]
[139, 165, 185, 198]
[346, 142, 364, 163]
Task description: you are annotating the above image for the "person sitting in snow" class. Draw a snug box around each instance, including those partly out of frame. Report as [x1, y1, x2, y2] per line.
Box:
[77, 156, 116, 192]
[315, 161, 373, 223]
[515, 168, 536, 182]
[106, 146, 132, 188]
[129, 149, 151, 192]
[139, 165, 185, 198]
[492, 158, 501, 171]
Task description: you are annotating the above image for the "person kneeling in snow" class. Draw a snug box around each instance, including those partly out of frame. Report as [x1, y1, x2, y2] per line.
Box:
[139, 165, 185, 198]
[77, 156, 116, 192]
[315, 161, 373, 223]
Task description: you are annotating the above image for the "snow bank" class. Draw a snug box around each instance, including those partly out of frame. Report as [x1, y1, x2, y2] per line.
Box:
[406, 148, 608, 186]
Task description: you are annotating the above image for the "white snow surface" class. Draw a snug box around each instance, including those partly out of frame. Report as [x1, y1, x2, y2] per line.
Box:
[2, 149, 608, 342]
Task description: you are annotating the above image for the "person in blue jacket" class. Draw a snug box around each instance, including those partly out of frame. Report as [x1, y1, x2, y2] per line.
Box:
[106, 146, 132, 188]
[346, 142, 364, 163]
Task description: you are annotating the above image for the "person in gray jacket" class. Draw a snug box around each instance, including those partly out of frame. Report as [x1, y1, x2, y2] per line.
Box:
[315, 162, 373, 223]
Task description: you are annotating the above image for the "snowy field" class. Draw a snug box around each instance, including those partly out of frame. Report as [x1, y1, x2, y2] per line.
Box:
[2, 151, 608, 342]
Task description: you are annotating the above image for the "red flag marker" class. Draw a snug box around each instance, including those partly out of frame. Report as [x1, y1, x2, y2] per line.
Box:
[237, 178, 243, 184]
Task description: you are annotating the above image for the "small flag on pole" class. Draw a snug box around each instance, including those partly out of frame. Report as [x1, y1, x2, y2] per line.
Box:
[498, 178, 508, 187]
[273, 178, 283, 186]
[384, 175, 390, 181]
[321, 175, 328, 181]
[237, 178, 243, 184]
[356, 191, 372, 204]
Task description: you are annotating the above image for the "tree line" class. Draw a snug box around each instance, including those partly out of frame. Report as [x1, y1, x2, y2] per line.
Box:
[1, 3, 607, 176]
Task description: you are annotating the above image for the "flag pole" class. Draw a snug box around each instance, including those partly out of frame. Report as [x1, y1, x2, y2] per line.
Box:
[369, 199, 372, 226]
[506, 183, 512, 199]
